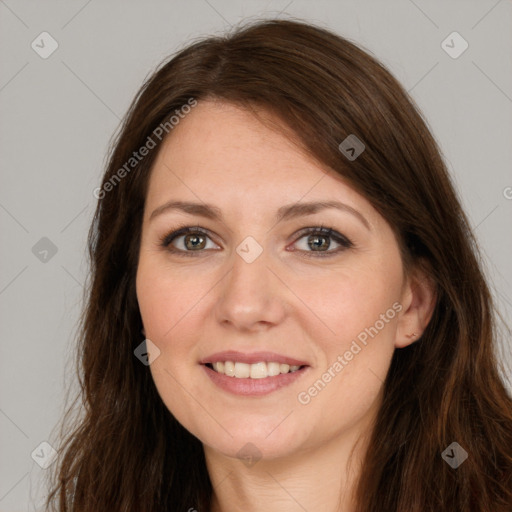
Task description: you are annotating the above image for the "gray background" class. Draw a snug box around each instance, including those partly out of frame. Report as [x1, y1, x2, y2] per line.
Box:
[1, 1, 511, 510]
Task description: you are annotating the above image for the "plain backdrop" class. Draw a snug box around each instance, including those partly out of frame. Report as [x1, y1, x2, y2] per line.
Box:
[1, 1, 511, 510]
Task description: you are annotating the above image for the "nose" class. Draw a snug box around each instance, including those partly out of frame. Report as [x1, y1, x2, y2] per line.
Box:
[214, 243, 287, 332]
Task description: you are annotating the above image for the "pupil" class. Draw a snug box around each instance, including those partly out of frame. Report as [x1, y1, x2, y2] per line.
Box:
[309, 235, 328, 251]
[186, 234, 205, 250]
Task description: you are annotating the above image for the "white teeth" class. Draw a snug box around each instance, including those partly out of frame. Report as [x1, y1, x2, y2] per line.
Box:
[224, 361, 235, 377]
[209, 360, 303, 378]
[267, 362, 281, 376]
[250, 362, 267, 379]
[234, 362, 250, 378]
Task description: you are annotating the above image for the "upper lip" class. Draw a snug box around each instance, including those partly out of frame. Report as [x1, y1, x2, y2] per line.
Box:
[200, 351, 309, 366]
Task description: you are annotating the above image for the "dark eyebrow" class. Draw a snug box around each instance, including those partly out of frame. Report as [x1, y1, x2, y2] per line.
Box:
[276, 201, 371, 230]
[149, 200, 371, 230]
[149, 201, 223, 222]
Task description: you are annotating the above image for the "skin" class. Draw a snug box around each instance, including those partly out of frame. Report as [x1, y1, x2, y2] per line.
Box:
[136, 100, 435, 512]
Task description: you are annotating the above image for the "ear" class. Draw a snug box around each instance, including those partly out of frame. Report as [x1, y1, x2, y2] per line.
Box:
[395, 264, 436, 348]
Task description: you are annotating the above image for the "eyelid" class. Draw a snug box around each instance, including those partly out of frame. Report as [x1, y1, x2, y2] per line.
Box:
[159, 224, 217, 252]
[159, 224, 353, 257]
[289, 225, 353, 257]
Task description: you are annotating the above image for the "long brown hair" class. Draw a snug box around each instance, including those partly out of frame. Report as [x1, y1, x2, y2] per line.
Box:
[44, 18, 512, 511]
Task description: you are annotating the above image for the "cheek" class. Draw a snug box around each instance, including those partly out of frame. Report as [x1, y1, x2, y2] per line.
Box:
[136, 262, 211, 430]
[136, 260, 208, 343]
[292, 260, 402, 348]
[290, 258, 401, 412]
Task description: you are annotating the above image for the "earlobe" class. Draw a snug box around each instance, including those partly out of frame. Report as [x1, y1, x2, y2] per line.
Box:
[395, 267, 437, 348]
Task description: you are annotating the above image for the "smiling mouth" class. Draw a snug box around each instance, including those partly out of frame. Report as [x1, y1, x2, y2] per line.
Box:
[205, 361, 307, 379]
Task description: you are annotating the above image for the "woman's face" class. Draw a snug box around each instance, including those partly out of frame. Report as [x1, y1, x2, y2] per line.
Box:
[136, 100, 414, 461]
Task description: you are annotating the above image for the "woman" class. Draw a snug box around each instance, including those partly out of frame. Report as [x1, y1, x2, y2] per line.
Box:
[45, 18, 512, 511]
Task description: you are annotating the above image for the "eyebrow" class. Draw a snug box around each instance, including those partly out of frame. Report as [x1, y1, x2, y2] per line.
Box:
[149, 200, 371, 230]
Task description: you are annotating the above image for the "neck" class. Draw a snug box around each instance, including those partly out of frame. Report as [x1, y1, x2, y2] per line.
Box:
[205, 422, 372, 512]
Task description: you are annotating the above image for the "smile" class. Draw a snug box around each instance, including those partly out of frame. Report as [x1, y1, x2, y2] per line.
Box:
[201, 363, 309, 396]
[206, 361, 304, 379]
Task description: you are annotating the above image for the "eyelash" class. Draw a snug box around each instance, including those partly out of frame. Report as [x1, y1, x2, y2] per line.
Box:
[158, 224, 354, 259]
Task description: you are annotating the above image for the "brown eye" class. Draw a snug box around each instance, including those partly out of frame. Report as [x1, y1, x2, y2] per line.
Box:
[161, 226, 219, 256]
[182, 233, 207, 250]
[292, 227, 353, 258]
[160, 225, 352, 258]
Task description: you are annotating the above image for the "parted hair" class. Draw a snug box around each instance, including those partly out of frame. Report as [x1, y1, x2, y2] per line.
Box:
[45, 18, 512, 512]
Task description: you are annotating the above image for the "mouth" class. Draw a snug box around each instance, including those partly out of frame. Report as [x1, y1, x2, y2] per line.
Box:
[199, 351, 310, 396]
[201, 362, 309, 396]
[204, 361, 307, 379]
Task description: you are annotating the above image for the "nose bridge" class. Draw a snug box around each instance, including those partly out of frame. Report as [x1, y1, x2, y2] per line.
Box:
[215, 236, 286, 329]
[228, 237, 273, 302]
[231, 237, 270, 290]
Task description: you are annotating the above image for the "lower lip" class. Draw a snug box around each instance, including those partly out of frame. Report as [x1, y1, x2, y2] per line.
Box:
[201, 364, 309, 396]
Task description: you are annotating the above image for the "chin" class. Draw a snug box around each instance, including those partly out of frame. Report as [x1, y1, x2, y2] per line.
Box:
[195, 417, 310, 462]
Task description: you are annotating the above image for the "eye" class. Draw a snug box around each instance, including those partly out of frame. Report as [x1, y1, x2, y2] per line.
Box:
[160, 225, 219, 256]
[290, 226, 353, 258]
[159, 224, 353, 258]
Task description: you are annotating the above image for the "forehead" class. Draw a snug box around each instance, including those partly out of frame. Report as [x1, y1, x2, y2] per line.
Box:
[153, 101, 323, 180]
[145, 100, 377, 225]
